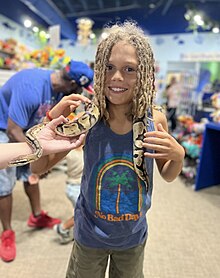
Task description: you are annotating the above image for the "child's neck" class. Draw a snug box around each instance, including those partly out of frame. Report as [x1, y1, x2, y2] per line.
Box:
[107, 104, 132, 135]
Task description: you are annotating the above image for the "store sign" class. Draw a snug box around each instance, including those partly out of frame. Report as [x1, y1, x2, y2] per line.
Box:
[181, 52, 220, 61]
[49, 25, 60, 48]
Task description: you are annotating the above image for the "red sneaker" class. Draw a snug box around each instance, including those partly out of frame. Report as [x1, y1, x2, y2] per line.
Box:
[27, 210, 61, 228]
[0, 230, 16, 262]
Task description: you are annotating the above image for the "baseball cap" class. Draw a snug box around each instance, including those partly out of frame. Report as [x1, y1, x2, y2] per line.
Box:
[64, 60, 94, 93]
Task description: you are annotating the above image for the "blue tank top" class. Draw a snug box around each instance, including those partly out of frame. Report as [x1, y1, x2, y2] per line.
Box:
[74, 114, 155, 249]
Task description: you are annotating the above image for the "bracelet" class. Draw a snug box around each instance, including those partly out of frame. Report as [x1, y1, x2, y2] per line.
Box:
[46, 111, 53, 121]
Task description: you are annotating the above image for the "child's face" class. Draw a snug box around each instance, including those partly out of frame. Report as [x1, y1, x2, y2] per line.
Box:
[104, 41, 138, 107]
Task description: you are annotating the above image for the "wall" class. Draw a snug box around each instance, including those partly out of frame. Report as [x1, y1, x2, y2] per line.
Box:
[0, 14, 42, 49]
[0, 13, 220, 77]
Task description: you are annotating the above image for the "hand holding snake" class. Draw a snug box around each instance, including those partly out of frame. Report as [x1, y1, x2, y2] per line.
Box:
[36, 116, 86, 156]
[8, 100, 99, 167]
[48, 94, 91, 119]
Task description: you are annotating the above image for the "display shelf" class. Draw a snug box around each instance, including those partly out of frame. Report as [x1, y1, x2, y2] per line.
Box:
[195, 122, 220, 190]
[0, 49, 16, 70]
[0, 49, 15, 57]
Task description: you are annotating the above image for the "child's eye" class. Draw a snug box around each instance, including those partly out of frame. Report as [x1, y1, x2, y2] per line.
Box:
[124, 67, 136, 73]
[106, 64, 113, 71]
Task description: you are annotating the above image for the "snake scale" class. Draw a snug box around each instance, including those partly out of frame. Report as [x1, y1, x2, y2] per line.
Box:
[8, 102, 150, 189]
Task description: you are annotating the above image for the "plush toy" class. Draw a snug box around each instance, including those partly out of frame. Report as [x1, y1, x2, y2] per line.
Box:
[210, 93, 220, 123]
[182, 141, 201, 159]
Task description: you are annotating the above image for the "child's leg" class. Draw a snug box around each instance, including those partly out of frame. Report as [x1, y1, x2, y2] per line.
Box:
[66, 240, 109, 278]
[108, 240, 146, 278]
[62, 217, 74, 230]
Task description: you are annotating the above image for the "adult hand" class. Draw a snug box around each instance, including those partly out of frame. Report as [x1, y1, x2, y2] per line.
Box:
[49, 94, 91, 119]
[143, 123, 185, 162]
[37, 115, 85, 155]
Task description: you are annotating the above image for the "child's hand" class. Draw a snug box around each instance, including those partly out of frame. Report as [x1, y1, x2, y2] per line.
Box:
[49, 94, 91, 119]
[143, 123, 185, 162]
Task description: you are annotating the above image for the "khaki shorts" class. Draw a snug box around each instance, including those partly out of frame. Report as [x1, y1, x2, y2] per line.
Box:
[66, 240, 146, 278]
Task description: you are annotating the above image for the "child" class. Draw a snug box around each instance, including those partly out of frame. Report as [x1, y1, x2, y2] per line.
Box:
[31, 21, 185, 278]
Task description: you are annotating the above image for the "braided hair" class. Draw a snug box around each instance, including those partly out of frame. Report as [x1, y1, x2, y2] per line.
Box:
[93, 21, 156, 121]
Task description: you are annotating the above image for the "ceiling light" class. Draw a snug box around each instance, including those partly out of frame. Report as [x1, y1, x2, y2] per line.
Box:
[193, 14, 204, 26]
[212, 27, 219, 33]
[32, 26, 39, 33]
[149, 3, 156, 9]
[90, 33, 96, 39]
[101, 32, 108, 39]
[24, 19, 32, 28]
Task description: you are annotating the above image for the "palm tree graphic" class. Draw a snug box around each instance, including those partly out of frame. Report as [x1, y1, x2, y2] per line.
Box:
[106, 171, 135, 214]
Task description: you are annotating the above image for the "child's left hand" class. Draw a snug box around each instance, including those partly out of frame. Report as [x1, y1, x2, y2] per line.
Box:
[143, 123, 185, 162]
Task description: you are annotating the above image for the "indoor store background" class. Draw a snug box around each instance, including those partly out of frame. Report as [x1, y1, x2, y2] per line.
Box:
[0, 0, 219, 277]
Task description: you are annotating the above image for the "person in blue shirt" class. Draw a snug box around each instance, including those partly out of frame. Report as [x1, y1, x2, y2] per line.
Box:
[31, 22, 185, 278]
[0, 60, 93, 263]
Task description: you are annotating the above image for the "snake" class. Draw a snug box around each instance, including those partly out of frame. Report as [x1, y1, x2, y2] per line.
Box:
[8, 102, 100, 167]
[8, 101, 158, 191]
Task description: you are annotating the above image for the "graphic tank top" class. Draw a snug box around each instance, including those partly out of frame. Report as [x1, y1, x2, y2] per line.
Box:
[74, 116, 155, 249]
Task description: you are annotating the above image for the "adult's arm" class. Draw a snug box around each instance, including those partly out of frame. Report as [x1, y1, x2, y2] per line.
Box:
[0, 143, 33, 169]
[7, 118, 26, 142]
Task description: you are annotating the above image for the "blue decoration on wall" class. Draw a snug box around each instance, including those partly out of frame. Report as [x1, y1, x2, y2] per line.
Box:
[2, 22, 15, 30]
[155, 37, 164, 45]
[173, 35, 179, 40]
[178, 40, 185, 44]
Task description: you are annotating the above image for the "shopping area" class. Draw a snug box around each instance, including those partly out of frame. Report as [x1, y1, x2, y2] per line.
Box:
[0, 1, 220, 277]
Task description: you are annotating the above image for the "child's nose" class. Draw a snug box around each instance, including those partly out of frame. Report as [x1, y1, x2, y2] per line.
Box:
[111, 70, 123, 81]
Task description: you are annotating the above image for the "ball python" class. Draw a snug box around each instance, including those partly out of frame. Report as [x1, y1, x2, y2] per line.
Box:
[8, 101, 156, 192]
[133, 112, 151, 191]
[8, 102, 100, 167]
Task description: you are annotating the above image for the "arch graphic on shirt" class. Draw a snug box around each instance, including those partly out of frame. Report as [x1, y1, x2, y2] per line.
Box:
[95, 158, 143, 214]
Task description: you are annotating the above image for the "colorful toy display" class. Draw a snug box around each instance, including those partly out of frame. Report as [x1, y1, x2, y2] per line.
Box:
[0, 38, 71, 70]
[173, 115, 209, 184]
[210, 93, 220, 123]
[26, 46, 71, 69]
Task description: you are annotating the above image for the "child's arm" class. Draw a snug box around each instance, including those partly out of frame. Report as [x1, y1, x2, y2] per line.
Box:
[143, 109, 185, 182]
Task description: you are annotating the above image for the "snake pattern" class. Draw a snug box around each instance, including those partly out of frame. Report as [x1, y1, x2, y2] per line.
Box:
[133, 112, 151, 190]
[8, 102, 155, 191]
[8, 102, 100, 167]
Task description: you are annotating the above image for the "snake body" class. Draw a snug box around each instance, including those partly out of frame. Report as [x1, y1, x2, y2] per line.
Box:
[55, 103, 100, 137]
[8, 102, 100, 167]
[8, 101, 152, 191]
[133, 112, 150, 190]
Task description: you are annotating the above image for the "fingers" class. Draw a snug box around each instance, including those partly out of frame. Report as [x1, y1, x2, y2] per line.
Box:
[156, 123, 165, 132]
[144, 152, 168, 159]
[143, 142, 168, 152]
[63, 94, 91, 104]
[46, 115, 68, 129]
[70, 134, 85, 148]
[50, 94, 92, 119]
[144, 123, 170, 140]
